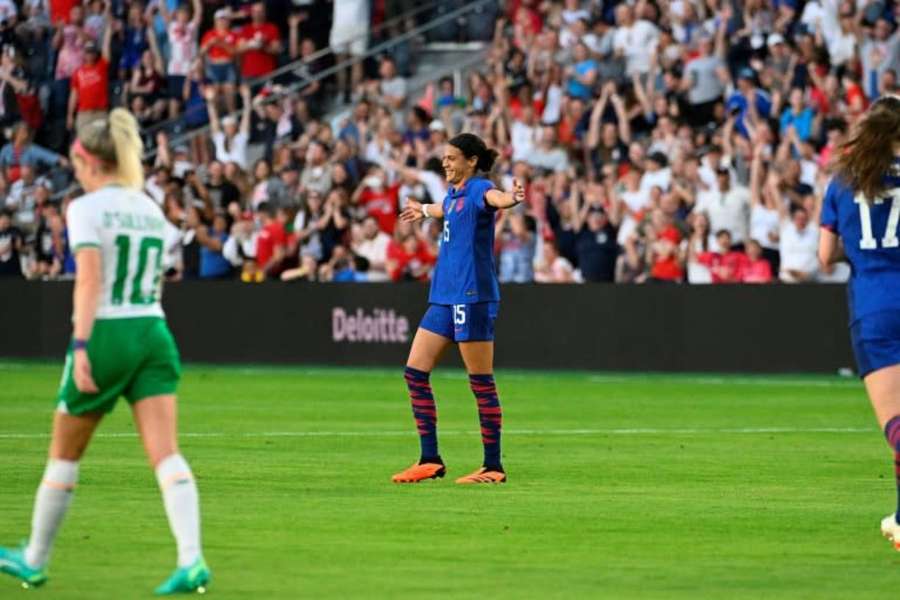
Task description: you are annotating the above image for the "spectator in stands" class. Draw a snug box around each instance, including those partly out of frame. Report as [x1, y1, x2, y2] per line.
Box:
[353, 166, 399, 234]
[496, 209, 535, 283]
[0, 207, 22, 277]
[237, 2, 282, 83]
[386, 221, 434, 282]
[331, 0, 369, 103]
[697, 229, 746, 284]
[686, 211, 713, 284]
[33, 201, 69, 279]
[527, 126, 569, 173]
[695, 167, 751, 248]
[67, 26, 112, 134]
[352, 215, 391, 282]
[301, 140, 332, 197]
[158, 0, 202, 119]
[200, 9, 238, 114]
[741, 240, 773, 284]
[569, 182, 621, 283]
[0, 123, 65, 182]
[7, 164, 49, 230]
[190, 209, 233, 280]
[535, 240, 576, 284]
[206, 84, 252, 170]
[369, 56, 407, 113]
[779, 204, 819, 283]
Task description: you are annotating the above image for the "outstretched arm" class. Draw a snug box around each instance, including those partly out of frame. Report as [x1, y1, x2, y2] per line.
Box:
[400, 198, 444, 222]
[485, 178, 526, 209]
[239, 84, 252, 134]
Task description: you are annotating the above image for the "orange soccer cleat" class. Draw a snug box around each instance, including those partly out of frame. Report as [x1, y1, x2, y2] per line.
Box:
[391, 462, 446, 483]
[455, 467, 507, 484]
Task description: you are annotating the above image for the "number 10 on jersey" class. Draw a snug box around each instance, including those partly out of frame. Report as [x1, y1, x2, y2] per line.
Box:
[856, 190, 900, 250]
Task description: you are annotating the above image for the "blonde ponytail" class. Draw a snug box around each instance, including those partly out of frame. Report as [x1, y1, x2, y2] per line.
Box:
[75, 109, 145, 190]
[108, 108, 144, 190]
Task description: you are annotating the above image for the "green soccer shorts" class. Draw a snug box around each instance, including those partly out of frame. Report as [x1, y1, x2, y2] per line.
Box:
[57, 317, 182, 415]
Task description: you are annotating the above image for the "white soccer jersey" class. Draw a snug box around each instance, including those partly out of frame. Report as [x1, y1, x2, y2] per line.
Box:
[67, 185, 167, 320]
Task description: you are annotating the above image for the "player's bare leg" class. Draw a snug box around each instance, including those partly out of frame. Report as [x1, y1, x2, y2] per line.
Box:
[456, 342, 506, 484]
[864, 364, 900, 549]
[1, 411, 102, 588]
[393, 328, 452, 483]
[133, 396, 210, 594]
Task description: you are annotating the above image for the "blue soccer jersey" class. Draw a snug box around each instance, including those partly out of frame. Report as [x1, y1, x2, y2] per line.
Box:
[820, 160, 900, 323]
[428, 176, 501, 305]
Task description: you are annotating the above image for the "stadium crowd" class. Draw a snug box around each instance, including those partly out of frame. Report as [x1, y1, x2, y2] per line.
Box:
[0, 0, 896, 283]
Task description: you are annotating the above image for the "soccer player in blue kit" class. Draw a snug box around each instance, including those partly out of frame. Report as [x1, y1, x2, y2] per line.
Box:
[818, 95, 900, 548]
[391, 133, 525, 484]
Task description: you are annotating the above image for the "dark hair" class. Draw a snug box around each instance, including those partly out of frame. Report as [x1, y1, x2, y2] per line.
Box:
[257, 201, 277, 218]
[835, 95, 900, 201]
[448, 133, 499, 173]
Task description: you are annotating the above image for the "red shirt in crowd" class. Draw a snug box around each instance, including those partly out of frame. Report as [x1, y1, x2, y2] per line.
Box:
[698, 250, 747, 283]
[649, 227, 684, 281]
[741, 257, 773, 284]
[201, 29, 238, 62]
[386, 239, 435, 282]
[72, 59, 109, 112]
[52, 0, 79, 24]
[358, 184, 400, 235]
[237, 23, 280, 79]
[255, 221, 286, 268]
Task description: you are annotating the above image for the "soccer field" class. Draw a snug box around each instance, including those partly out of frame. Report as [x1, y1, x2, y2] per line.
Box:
[0, 362, 897, 599]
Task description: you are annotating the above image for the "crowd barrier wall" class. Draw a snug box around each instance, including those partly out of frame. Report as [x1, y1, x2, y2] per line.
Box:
[0, 281, 855, 374]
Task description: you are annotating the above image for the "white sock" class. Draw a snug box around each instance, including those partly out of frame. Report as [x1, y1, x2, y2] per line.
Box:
[155, 454, 202, 567]
[24, 459, 79, 568]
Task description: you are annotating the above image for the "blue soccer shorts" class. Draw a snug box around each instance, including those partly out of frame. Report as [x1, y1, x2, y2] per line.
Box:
[419, 302, 499, 343]
[851, 310, 900, 378]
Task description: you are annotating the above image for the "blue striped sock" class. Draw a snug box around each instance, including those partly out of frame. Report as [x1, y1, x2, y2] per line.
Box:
[404, 366, 439, 461]
[469, 374, 502, 469]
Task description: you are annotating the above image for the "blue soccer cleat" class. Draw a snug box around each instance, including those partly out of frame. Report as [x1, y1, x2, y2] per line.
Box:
[0, 544, 48, 589]
[154, 557, 211, 595]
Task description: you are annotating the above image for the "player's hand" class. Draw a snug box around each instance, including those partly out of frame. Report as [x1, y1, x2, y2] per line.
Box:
[512, 178, 525, 204]
[73, 350, 99, 394]
[400, 198, 424, 223]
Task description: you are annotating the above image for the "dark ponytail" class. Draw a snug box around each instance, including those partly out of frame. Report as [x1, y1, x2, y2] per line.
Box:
[449, 133, 499, 173]
[834, 95, 900, 201]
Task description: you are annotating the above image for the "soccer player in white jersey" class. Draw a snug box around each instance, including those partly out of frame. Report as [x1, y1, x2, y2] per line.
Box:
[0, 110, 210, 594]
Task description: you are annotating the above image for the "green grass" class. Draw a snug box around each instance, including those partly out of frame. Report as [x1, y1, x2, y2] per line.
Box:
[0, 362, 898, 598]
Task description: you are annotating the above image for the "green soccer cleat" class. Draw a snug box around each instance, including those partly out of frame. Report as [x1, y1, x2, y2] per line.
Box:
[0, 545, 48, 589]
[154, 557, 211, 595]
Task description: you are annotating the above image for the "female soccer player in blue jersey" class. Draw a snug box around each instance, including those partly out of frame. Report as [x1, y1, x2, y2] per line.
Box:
[819, 95, 900, 548]
[391, 133, 525, 484]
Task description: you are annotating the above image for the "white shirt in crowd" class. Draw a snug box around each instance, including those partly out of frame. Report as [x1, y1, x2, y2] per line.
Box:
[695, 184, 751, 244]
[640, 167, 672, 196]
[511, 120, 537, 163]
[750, 204, 780, 250]
[612, 19, 659, 75]
[212, 132, 249, 170]
[354, 231, 391, 282]
[616, 189, 651, 246]
[527, 146, 569, 173]
[167, 21, 198, 77]
[779, 221, 819, 281]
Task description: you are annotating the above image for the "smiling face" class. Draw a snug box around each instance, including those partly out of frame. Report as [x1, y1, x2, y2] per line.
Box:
[441, 144, 476, 186]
